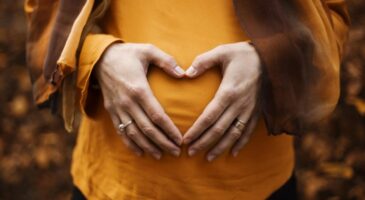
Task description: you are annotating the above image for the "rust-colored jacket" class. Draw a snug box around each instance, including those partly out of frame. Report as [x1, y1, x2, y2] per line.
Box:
[25, 0, 349, 135]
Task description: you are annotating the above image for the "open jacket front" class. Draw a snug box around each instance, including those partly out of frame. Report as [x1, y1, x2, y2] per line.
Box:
[25, 0, 349, 135]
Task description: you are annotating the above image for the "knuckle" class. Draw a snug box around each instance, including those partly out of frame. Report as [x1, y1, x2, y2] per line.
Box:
[222, 88, 238, 102]
[201, 114, 215, 126]
[150, 112, 164, 124]
[194, 144, 204, 151]
[126, 130, 138, 139]
[237, 101, 248, 111]
[217, 100, 228, 111]
[164, 55, 176, 66]
[230, 131, 242, 140]
[117, 97, 132, 109]
[194, 55, 206, 67]
[127, 84, 146, 99]
[140, 125, 155, 137]
[103, 101, 113, 112]
[211, 126, 225, 136]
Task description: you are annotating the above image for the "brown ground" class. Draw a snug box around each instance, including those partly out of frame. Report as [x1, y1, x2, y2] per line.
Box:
[0, 1, 364, 199]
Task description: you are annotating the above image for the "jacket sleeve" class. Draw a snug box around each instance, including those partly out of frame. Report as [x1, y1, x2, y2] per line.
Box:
[25, 0, 112, 131]
[25, 0, 96, 106]
[24, 0, 62, 106]
[233, 0, 350, 135]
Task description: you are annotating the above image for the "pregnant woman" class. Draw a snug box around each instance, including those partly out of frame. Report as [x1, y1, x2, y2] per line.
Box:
[25, 0, 349, 199]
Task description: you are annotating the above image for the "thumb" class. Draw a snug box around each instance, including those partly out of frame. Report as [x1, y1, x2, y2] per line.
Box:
[145, 44, 185, 78]
[185, 47, 223, 78]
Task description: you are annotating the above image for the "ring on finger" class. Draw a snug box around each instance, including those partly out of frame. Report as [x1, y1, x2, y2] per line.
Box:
[232, 119, 246, 132]
[118, 120, 134, 133]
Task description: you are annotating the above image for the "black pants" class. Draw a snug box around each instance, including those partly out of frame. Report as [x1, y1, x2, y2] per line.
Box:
[71, 174, 297, 200]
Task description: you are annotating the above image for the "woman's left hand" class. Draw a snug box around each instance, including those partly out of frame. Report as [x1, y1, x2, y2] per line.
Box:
[183, 42, 262, 161]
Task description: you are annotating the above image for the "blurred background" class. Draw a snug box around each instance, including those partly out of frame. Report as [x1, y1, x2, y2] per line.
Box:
[0, 1, 364, 199]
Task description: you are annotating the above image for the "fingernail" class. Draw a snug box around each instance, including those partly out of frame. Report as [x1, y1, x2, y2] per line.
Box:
[136, 152, 143, 157]
[232, 151, 239, 157]
[185, 66, 197, 77]
[207, 154, 215, 162]
[188, 149, 196, 156]
[172, 149, 181, 157]
[174, 66, 185, 76]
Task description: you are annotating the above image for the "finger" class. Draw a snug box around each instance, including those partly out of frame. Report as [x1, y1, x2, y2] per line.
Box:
[206, 105, 254, 162]
[133, 85, 183, 145]
[109, 111, 143, 157]
[145, 44, 185, 78]
[183, 86, 232, 144]
[185, 46, 225, 78]
[187, 104, 240, 156]
[120, 112, 162, 160]
[231, 111, 260, 157]
[127, 103, 181, 157]
[127, 127, 162, 160]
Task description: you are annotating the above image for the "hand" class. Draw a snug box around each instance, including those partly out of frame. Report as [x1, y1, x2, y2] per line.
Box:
[95, 43, 186, 160]
[183, 42, 262, 161]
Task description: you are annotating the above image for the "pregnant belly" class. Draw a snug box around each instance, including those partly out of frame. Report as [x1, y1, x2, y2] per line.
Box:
[147, 66, 222, 134]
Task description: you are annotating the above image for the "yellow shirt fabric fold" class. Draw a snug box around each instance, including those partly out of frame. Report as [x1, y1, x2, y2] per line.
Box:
[73, 0, 294, 199]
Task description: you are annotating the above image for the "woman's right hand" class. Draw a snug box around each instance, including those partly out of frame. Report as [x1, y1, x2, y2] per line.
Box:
[95, 43, 185, 160]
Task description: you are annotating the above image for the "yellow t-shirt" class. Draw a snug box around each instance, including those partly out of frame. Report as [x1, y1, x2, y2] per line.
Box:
[73, 0, 295, 199]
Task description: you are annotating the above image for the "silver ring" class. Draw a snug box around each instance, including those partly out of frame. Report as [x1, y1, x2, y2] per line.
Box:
[233, 119, 246, 131]
[118, 120, 133, 132]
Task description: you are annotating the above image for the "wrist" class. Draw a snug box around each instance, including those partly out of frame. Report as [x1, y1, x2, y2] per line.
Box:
[93, 42, 121, 80]
[246, 41, 262, 78]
